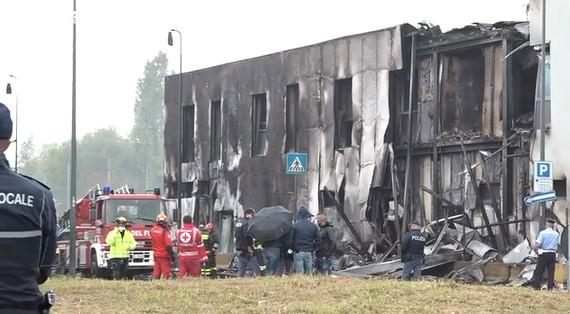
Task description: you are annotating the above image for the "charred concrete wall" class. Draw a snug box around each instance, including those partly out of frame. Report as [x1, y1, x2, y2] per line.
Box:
[165, 25, 411, 252]
[165, 22, 536, 253]
[529, 0, 570, 248]
[389, 23, 536, 251]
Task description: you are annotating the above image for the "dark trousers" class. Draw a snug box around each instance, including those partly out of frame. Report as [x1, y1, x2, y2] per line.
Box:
[402, 254, 423, 280]
[202, 253, 217, 278]
[316, 256, 332, 275]
[532, 252, 556, 290]
[110, 258, 129, 280]
[237, 251, 259, 277]
[263, 247, 283, 276]
[255, 250, 266, 274]
[293, 251, 313, 275]
[283, 251, 294, 275]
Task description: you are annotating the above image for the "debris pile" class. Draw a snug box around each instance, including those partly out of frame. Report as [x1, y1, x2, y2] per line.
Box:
[334, 214, 566, 288]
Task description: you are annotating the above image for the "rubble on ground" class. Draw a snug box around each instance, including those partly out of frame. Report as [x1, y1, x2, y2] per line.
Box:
[333, 214, 568, 288]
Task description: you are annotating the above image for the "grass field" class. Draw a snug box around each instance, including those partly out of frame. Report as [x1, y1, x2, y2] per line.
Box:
[44, 276, 570, 314]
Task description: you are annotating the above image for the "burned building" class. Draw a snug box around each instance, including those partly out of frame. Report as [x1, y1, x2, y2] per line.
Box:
[164, 22, 540, 255]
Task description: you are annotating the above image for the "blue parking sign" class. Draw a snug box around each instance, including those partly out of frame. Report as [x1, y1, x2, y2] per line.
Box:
[534, 160, 553, 192]
[535, 161, 552, 179]
[286, 152, 308, 175]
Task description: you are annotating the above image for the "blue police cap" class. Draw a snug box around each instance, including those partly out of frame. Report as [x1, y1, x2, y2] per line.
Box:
[0, 102, 13, 140]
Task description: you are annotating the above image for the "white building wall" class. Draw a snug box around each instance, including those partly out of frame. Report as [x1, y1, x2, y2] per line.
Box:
[530, 0, 570, 233]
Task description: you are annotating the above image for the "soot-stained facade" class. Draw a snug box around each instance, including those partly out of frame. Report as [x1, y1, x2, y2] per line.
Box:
[165, 22, 537, 254]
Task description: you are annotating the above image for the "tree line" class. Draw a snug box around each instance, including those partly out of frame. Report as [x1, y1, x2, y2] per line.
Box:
[19, 52, 168, 215]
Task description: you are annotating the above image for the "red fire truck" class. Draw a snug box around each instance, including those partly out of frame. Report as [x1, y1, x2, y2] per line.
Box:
[56, 185, 175, 278]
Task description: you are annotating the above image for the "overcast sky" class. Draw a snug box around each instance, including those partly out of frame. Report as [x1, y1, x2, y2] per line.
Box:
[0, 0, 528, 163]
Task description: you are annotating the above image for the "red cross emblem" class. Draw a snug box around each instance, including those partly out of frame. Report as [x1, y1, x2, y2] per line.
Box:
[179, 231, 192, 243]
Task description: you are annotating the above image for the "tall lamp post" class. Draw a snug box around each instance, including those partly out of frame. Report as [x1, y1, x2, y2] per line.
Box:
[5, 75, 17, 173]
[69, 0, 78, 276]
[168, 29, 183, 226]
[539, 0, 547, 230]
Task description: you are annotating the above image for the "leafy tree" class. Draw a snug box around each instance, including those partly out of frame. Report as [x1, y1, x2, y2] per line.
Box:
[130, 51, 168, 191]
[77, 128, 139, 194]
[19, 128, 139, 214]
[19, 52, 169, 215]
[18, 136, 35, 168]
[19, 141, 70, 214]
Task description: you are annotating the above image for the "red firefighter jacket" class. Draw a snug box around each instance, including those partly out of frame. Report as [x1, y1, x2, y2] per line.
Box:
[176, 223, 203, 260]
[151, 224, 173, 258]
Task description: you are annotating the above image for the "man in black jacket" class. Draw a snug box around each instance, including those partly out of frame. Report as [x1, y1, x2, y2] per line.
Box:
[235, 209, 259, 277]
[316, 214, 335, 275]
[290, 207, 319, 275]
[401, 221, 426, 280]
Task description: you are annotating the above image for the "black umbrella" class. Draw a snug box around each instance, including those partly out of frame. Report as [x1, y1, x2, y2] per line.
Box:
[247, 206, 293, 242]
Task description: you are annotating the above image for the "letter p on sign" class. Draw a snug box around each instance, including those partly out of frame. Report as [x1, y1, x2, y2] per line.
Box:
[539, 164, 549, 177]
[535, 161, 552, 179]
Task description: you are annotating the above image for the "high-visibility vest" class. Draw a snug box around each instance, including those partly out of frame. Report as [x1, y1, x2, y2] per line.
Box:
[106, 228, 136, 259]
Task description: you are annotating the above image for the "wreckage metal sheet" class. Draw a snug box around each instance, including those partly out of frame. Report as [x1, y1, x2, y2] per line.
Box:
[466, 240, 497, 259]
[502, 239, 532, 264]
[338, 251, 462, 276]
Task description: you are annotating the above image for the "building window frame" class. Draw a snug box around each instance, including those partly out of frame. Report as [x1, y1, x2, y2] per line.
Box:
[285, 83, 299, 153]
[334, 77, 353, 150]
[210, 100, 222, 161]
[251, 93, 268, 157]
[182, 105, 195, 162]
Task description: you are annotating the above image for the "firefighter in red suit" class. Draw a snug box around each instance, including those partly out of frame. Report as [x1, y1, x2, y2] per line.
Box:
[177, 215, 203, 278]
[151, 213, 174, 279]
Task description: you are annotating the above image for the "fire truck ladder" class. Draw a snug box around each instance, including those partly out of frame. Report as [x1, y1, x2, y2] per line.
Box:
[82, 184, 102, 201]
[56, 184, 102, 239]
[114, 185, 132, 194]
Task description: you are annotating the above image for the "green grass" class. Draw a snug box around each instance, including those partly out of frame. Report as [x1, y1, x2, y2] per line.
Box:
[44, 276, 570, 314]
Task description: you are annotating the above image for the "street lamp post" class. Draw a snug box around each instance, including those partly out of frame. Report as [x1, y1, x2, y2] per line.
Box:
[5, 75, 17, 173]
[69, 0, 78, 276]
[168, 29, 183, 227]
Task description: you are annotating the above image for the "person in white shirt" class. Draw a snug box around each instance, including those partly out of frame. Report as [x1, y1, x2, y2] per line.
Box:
[530, 218, 559, 290]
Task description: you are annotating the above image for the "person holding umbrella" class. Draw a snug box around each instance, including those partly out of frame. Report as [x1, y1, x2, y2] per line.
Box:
[247, 205, 294, 276]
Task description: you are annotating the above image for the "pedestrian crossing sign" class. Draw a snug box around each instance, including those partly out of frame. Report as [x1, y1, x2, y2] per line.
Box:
[286, 152, 308, 175]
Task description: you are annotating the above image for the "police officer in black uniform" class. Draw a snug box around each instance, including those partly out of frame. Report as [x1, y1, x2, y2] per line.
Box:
[401, 220, 426, 280]
[235, 209, 259, 277]
[0, 102, 57, 313]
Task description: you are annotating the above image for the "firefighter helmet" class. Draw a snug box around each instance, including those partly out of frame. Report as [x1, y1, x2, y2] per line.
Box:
[156, 213, 168, 223]
[115, 216, 127, 225]
[205, 223, 214, 231]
